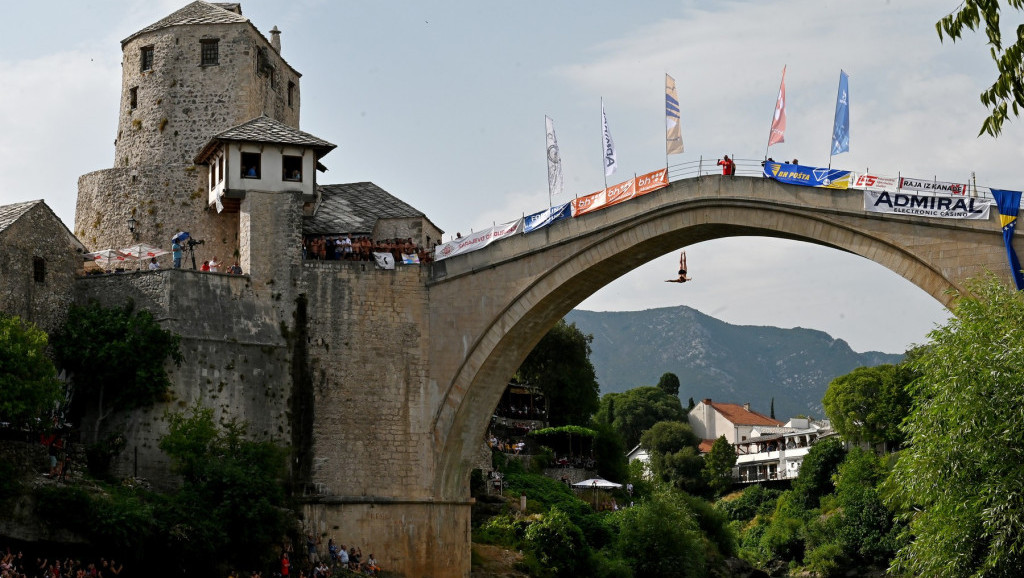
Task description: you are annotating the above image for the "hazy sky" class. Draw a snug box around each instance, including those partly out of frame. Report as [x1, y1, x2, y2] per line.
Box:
[3, 0, 1022, 353]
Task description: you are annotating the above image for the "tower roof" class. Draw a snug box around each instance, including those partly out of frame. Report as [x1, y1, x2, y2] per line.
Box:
[304, 182, 436, 237]
[122, 1, 248, 46]
[193, 115, 336, 164]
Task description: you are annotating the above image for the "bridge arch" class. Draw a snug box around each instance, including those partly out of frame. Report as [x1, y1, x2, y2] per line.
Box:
[429, 176, 1004, 498]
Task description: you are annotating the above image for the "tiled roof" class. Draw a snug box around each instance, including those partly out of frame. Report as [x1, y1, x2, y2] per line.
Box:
[0, 200, 42, 235]
[303, 182, 430, 236]
[698, 439, 715, 454]
[122, 1, 248, 45]
[710, 402, 783, 427]
[194, 115, 336, 164]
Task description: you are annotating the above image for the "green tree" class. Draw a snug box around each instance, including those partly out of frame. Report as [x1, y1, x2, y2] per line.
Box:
[886, 275, 1024, 577]
[52, 301, 182, 441]
[158, 403, 293, 575]
[592, 421, 628, 483]
[702, 435, 737, 497]
[611, 489, 707, 577]
[823, 363, 915, 450]
[937, 2, 1024, 136]
[770, 397, 775, 420]
[791, 437, 846, 510]
[524, 507, 590, 577]
[0, 314, 63, 425]
[595, 386, 686, 449]
[517, 320, 599, 426]
[656, 372, 680, 397]
[640, 421, 707, 495]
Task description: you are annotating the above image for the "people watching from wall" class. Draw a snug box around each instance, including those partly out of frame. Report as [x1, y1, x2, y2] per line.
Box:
[301, 235, 433, 264]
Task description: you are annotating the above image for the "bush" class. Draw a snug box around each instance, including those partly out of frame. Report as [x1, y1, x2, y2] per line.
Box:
[524, 508, 590, 577]
[611, 490, 707, 577]
[717, 485, 781, 522]
[680, 493, 737, 558]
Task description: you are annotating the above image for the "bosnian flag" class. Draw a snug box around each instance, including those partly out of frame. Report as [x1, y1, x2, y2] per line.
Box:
[991, 189, 1024, 290]
[768, 66, 787, 147]
[602, 99, 617, 177]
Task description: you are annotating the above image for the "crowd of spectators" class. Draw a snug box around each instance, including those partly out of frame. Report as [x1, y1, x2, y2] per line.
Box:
[274, 534, 380, 578]
[303, 235, 433, 265]
[1, 548, 125, 578]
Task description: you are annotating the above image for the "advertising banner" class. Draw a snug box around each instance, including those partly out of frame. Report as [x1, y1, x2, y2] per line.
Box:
[524, 202, 572, 233]
[571, 188, 608, 217]
[605, 178, 637, 206]
[764, 162, 851, 189]
[898, 176, 969, 196]
[433, 218, 524, 261]
[636, 168, 669, 195]
[864, 190, 991, 220]
[849, 172, 899, 191]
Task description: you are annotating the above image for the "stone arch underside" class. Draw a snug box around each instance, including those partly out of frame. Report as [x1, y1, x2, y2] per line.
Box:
[431, 196, 974, 498]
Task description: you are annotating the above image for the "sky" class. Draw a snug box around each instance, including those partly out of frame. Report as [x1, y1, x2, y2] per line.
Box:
[2, 0, 1022, 354]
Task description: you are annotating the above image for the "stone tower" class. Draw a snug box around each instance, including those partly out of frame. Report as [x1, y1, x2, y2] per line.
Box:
[75, 1, 302, 264]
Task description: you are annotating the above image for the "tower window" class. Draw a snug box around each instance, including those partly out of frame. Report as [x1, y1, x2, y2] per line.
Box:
[282, 156, 302, 181]
[241, 152, 261, 179]
[140, 46, 154, 71]
[218, 155, 225, 183]
[201, 39, 219, 66]
[287, 81, 295, 107]
[33, 257, 46, 283]
[129, 87, 138, 109]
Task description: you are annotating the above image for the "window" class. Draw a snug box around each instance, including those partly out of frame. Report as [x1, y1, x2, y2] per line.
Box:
[287, 81, 295, 106]
[282, 155, 302, 181]
[129, 87, 138, 110]
[33, 257, 46, 283]
[240, 152, 261, 179]
[201, 39, 219, 66]
[140, 46, 154, 71]
[218, 155, 225, 183]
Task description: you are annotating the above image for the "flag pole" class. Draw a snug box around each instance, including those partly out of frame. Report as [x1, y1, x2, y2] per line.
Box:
[665, 73, 670, 171]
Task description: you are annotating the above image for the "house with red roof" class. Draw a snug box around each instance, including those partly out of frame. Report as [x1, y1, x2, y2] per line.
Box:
[688, 398, 783, 447]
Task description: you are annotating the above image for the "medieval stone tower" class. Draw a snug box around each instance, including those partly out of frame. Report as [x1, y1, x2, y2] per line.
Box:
[74, 1, 301, 262]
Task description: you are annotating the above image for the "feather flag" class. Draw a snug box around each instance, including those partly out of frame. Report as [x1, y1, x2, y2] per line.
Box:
[768, 66, 787, 147]
[831, 70, 850, 155]
[545, 116, 564, 198]
[665, 74, 684, 155]
[602, 99, 617, 177]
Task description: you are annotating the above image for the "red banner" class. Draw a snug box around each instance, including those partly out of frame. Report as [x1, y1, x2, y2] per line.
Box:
[636, 168, 668, 195]
[571, 168, 670, 217]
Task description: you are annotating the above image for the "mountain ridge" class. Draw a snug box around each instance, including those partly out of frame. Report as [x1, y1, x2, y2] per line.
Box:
[565, 305, 902, 421]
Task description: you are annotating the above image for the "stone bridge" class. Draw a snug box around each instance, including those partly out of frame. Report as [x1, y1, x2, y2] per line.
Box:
[407, 174, 1006, 574]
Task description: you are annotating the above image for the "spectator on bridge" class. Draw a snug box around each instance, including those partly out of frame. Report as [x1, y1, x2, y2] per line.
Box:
[718, 155, 735, 176]
[666, 251, 692, 283]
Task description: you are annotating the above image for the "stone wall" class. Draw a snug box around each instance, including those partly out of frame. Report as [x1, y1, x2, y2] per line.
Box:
[0, 203, 81, 334]
[373, 217, 444, 249]
[73, 269, 294, 489]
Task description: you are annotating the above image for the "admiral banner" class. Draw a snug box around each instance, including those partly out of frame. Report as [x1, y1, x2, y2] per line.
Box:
[898, 176, 969, 196]
[524, 202, 572, 233]
[864, 190, 991, 220]
[764, 162, 851, 189]
[849, 172, 899, 191]
[434, 218, 524, 261]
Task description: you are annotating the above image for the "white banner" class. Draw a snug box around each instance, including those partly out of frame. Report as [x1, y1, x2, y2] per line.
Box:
[545, 116, 564, 197]
[373, 252, 395, 269]
[899, 176, 969, 196]
[864, 190, 991, 220]
[602, 100, 617, 177]
[849, 172, 899, 191]
[434, 219, 524, 261]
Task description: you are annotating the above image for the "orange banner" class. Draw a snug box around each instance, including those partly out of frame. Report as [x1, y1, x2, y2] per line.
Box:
[636, 168, 668, 195]
[606, 178, 637, 206]
[571, 169, 670, 217]
[572, 189, 608, 217]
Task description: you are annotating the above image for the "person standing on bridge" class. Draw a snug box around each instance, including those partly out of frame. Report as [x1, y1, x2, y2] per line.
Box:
[718, 155, 735, 176]
[666, 251, 692, 283]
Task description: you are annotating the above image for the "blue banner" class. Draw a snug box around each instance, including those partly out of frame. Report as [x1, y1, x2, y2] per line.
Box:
[763, 162, 851, 189]
[991, 189, 1024, 290]
[524, 202, 572, 233]
[831, 70, 850, 155]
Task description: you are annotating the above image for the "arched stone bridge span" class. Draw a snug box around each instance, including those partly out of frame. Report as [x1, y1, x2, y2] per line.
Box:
[426, 174, 1006, 500]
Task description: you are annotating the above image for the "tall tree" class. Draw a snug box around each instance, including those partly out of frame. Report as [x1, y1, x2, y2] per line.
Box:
[887, 275, 1024, 577]
[0, 314, 63, 425]
[702, 435, 737, 497]
[937, 2, 1024, 136]
[770, 397, 775, 420]
[595, 386, 686, 449]
[640, 421, 706, 495]
[656, 372, 680, 397]
[516, 320, 599, 426]
[52, 301, 182, 441]
[823, 362, 915, 450]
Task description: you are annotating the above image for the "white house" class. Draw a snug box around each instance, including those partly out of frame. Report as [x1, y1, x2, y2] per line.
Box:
[688, 398, 783, 446]
[733, 418, 834, 482]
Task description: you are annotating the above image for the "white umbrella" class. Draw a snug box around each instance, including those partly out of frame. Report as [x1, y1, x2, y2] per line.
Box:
[84, 249, 129, 269]
[121, 243, 169, 259]
[572, 478, 622, 489]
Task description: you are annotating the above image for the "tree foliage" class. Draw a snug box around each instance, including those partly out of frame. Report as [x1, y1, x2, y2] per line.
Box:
[937, 1, 1024, 137]
[640, 421, 707, 495]
[0, 314, 63, 425]
[656, 372, 680, 397]
[823, 362, 915, 448]
[52, 301, 182, 440]
[886, 275, 1024, 577]
[595, 386, 687, 449]
[157, 403, 293, 575]
[790, 437, 845, 510]
[702, 435, 737, 497]
[517, 320, 600, 426]
[610, 489, 708, 577]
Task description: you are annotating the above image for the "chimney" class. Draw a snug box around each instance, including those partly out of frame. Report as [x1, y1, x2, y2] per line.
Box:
[743, 402, 750, 412]
[270, 26, 281, 53]
[702, 398, 712, 405]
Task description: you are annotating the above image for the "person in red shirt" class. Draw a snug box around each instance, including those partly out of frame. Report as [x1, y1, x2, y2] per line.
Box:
[280, 552, 290, 576]
[717, 155, 735, 176]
